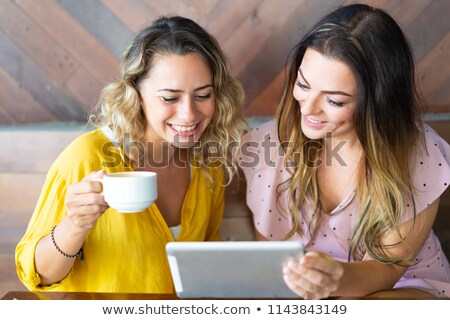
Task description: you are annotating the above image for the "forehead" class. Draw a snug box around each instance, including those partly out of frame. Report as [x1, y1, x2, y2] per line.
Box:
[149, 53, 211, 76]
[299, 48, 356, 92]
[141, 53, 213, 90]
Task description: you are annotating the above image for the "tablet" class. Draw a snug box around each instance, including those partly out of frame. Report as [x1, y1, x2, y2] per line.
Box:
[166, 241, 304, 298]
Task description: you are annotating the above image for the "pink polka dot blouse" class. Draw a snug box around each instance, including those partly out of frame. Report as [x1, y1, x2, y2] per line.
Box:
[239, 120, 450, 298]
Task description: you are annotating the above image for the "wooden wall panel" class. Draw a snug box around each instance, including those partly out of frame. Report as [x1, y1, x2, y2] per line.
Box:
[0, 1, 76, 84]
[0, 0, 448, 123]
[418, 33, 450, 109]
[58, 0, 134, 58]
[99, 0, 157, 33]
[405, 0, 449, 61]
[0, 129, 87, 172]
[0, 68, 56, 123]
[431, 77, 450, 111]
[17, 0, 120, 83]
[0, 173, 46, 216]
[0, 30, 86, 120]
[0, 105, 16, 124]
[204, 0, 261, 44]
[385, 0, 433, 26]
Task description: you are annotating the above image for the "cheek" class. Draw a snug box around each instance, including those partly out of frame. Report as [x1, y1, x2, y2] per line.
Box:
[143, 102, 170, 124]
[203, 100, 216, 121]
[292, 87, 303, 102]
[329, 109, 354, 123]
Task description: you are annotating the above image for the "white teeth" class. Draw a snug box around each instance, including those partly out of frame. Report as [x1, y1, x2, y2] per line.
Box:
[171, 124, 197, 132]
[306, 116, 322, 124]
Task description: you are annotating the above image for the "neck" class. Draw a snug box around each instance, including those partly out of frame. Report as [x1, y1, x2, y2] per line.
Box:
[145, 141, 189, 169]
[321, 132, 363, 168]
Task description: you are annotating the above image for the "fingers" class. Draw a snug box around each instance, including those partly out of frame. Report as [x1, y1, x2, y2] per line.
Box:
[301, 251, 344, 277]
[64, 170, 110, 230]
[283, 252, 344, 300]
[67, 170, 107, 200]
[69, 170, 106, 195]
[68, 180, 102, 195]
[66, 201, 109, 230]
[284, 260, 338, 292]
[82, 170, 106, 181]
[66, 190, 108, 207]
[283, 272, 330, 300]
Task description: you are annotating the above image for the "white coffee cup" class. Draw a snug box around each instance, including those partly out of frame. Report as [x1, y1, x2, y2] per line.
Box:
[94, 171, 157, 213]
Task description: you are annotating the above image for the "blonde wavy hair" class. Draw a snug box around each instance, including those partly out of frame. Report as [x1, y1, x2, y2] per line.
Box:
[276, 4, 425, 264]
[89, 16, 247, 183]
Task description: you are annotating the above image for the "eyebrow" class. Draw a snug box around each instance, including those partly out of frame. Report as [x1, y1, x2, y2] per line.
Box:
[298, 69, 353, 97]
[157, 84, 213, 93]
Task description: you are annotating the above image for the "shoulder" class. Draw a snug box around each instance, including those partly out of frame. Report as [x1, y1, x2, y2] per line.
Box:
[239, 119, 283, 177]
[67, 129, 110, 154]
[238, 118, 289, 187]
[410, 123, 450, 213]
[49, 129, 111, 182]
[422, 123, 450, 158]
[242, 119, 278, 144]
[54, 129, 109, 164]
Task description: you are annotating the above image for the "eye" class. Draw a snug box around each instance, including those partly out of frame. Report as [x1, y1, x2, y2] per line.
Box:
[161, 97, 179, 103]
[296, 81, 309, 90]
[194, 93, 213, 101]
[326, 97, 344, 107]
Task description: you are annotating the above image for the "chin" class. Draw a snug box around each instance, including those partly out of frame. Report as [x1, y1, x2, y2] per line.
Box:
[170, 134, 201, 148]
[300, 123, 325, 140]
[170, 140, 199, 148]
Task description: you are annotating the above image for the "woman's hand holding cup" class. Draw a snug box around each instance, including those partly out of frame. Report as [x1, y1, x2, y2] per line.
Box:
[65, 170, 110, 230]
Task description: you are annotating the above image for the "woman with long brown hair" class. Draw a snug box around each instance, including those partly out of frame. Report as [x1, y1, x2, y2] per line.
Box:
[240, 4, 449, 299]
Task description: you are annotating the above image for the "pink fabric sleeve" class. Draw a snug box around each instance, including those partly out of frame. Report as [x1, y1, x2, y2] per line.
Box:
[403, 124, 450, 222]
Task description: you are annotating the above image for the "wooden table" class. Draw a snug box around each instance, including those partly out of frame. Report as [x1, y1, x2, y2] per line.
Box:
[1, 290, 179, 300]
[3, 290, 444, 300]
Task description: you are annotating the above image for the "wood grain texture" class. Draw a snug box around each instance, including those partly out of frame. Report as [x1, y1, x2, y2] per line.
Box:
[0, 0, 448, 124]
[58, 0, 134, 58]
[17, 0, 120, 83]
[0, 67, 56, 124]
[0, 30, 86, 120]
[0, 1, 76, 83]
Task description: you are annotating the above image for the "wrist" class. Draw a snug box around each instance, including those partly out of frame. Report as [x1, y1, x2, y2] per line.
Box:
[51, 225, 84, 259]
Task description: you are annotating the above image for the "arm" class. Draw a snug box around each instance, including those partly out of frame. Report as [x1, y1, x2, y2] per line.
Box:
[283, 197, 440, 299]
[35, 170, 109, 285]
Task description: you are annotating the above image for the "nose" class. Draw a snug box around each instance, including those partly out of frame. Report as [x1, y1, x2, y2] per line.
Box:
[299, 93, 320, 115]
[179, 97, 198, 123]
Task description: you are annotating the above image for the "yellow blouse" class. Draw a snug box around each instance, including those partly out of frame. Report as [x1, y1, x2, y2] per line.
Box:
[15, 129, 225, 293]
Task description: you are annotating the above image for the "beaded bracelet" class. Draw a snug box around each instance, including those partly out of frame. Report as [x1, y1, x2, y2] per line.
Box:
[51, 225, 83, 259]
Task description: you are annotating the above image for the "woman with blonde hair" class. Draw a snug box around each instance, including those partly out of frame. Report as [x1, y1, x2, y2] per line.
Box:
[240, 4, 449, 298]
[16, 16, 246, 293]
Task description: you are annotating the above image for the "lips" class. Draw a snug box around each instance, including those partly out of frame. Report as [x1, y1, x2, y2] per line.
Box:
[303, 115, 327, 128]
[170, 124, 197, 132]
[168, 123, 200, 137]
[305, 116, 324, 124]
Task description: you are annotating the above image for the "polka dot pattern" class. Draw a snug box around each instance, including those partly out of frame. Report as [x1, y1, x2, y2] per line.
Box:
[239, 120, 450, 297]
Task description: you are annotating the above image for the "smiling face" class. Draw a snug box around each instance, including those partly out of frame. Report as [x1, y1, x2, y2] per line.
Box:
[294, 48, 358, 143]
[138, 53, 215, 148]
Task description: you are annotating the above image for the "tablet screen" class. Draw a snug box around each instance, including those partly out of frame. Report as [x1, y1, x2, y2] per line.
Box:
[166, 241, 304, 298]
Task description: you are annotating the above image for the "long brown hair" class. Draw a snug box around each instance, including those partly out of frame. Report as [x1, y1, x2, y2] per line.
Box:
[277, 4, 424, 263]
